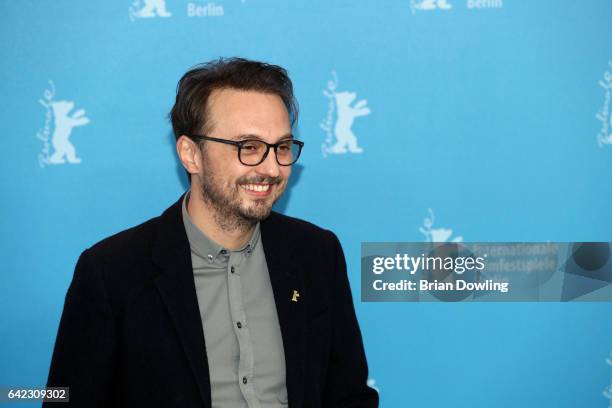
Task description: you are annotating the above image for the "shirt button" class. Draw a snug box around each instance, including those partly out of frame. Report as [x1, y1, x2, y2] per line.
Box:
[242, 376, 247, 384]
[230, 266, 235, 274]
[237, 322, 242, 329]
[207, 254, 213, 262]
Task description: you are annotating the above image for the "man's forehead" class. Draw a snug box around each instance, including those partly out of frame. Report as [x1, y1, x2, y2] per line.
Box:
[207, 88, 286, 110]
[205, 88, 291, 136]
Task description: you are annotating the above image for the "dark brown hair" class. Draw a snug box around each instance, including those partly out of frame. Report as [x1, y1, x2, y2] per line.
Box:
[170, 57, 298, 142]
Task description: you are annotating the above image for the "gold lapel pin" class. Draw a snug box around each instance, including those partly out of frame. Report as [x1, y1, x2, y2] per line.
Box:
[291, 290, 300, 302]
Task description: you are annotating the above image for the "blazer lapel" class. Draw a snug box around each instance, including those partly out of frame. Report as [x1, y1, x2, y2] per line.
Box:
[261, 212, 306, 408]
[151, 195, 212, 408]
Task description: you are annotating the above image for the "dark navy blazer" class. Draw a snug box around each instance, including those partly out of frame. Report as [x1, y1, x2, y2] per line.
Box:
[45, 196, 378, 407]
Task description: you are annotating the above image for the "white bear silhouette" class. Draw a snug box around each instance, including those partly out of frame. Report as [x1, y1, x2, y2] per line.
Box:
[136, 0, 171, 17]
[414, 0, 452, 10]
[330, 91, 370, 154]
[47, 100, 90, 164]
[420, 208, 463, 242]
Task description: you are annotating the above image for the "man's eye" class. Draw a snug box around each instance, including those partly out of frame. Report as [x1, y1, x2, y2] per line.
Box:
[242, 142, 259, 151]
[278, 142, 292, 152]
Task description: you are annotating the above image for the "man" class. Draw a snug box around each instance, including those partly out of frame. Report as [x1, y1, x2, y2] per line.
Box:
[45, 58, 378, 408]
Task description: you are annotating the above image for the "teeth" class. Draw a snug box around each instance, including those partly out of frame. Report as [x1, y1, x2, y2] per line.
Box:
[241, 184, 271, 192]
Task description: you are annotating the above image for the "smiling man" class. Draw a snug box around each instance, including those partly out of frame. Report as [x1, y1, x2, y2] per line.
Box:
[45, 58, 378, 408]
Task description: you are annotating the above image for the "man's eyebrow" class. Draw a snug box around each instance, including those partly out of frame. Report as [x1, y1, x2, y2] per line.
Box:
[232, 133, 294, 142]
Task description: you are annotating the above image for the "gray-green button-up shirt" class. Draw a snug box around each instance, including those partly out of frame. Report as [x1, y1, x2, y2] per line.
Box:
[182, 193, 288, 408]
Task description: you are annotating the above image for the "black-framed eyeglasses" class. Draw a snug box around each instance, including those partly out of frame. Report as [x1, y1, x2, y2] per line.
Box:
[190, 134, 304, 166]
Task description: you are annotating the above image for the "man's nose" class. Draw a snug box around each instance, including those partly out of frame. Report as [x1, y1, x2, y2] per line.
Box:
[256, 148, 281, 177]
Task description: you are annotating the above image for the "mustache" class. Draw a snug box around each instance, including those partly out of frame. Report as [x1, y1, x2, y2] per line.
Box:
[237, 176, 282, 185]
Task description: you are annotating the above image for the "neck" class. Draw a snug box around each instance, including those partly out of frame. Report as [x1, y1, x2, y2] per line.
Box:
[186, 189, 255, 250]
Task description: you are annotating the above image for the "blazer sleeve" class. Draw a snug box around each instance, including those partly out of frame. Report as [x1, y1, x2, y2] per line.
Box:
[322, 232, 379, 408]
[44, 249, 117, 407]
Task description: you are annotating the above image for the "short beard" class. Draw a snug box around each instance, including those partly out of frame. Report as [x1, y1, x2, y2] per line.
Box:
[197, 150, 282, 233]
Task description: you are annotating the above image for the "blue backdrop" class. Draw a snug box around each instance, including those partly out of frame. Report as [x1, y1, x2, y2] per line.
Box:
[1, 1, 612, 406]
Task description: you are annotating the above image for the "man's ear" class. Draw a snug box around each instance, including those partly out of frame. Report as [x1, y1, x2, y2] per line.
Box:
[176, 135, 201, 175]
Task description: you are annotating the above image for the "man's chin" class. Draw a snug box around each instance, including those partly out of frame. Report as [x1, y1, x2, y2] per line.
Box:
[237, 198, 275, 220]
[240, 206, 272, 222]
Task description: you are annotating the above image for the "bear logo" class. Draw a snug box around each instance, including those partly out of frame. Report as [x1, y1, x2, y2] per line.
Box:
[420, 208, 463, 242]
[411, 0, 452, 12]
[130, 0, 171, 21]
[321, 72, 371, 156]
[46, 100, 90, 164]
[331, 91, 371, 154]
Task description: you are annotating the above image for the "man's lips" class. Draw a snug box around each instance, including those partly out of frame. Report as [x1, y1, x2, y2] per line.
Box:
[239, 183, 274, 197]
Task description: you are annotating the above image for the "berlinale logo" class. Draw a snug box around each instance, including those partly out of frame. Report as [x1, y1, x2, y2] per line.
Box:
[129, 0, 172, 21]
[419, 208, 463, 242]
[320, 71, 371, 157]
[410, 0, 452, 13]
[129, 0, 227, 20]
[37, 81, 90, 168]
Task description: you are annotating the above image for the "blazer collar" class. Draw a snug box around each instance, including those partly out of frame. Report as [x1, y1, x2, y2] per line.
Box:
[261, 212, 307, 408]
[151, 195, 306, 408]
[151, 194, 212, 407]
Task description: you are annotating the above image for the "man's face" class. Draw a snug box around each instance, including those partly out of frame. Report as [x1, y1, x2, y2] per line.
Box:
[196, 88, 292, 229]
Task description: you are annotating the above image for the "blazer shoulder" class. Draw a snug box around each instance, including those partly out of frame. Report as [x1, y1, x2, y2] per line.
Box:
[86, 214, 161, 262]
